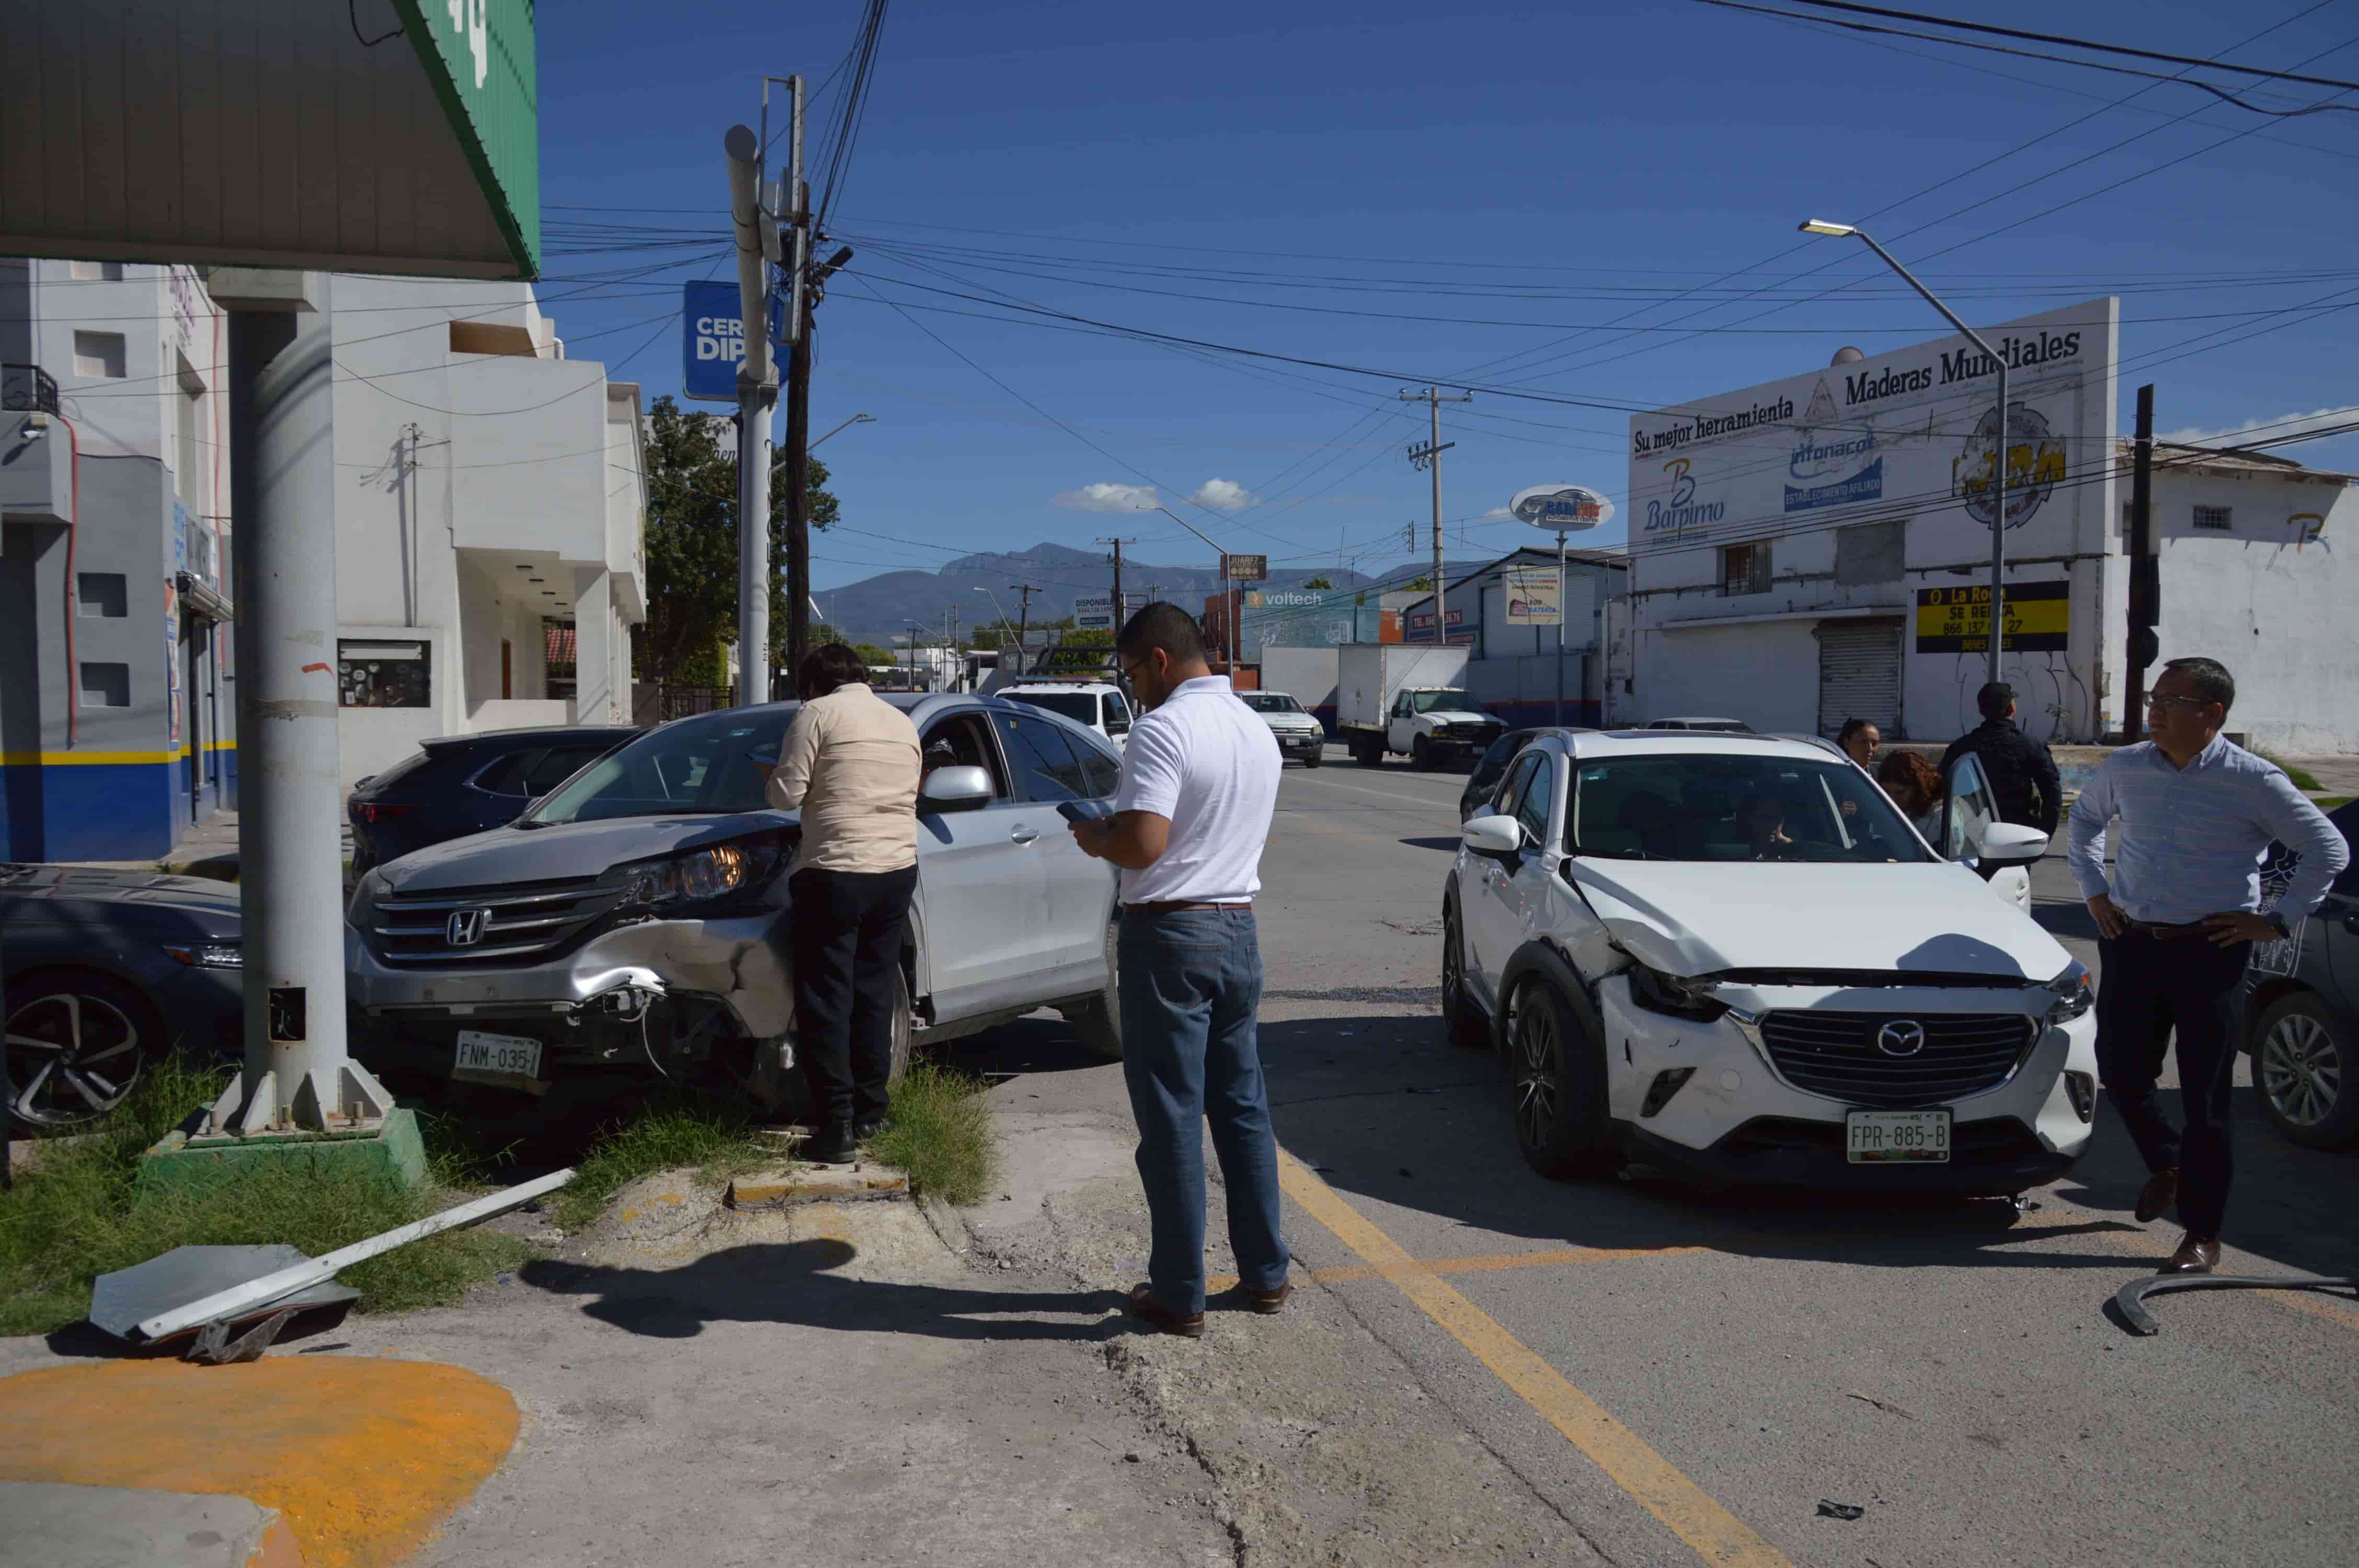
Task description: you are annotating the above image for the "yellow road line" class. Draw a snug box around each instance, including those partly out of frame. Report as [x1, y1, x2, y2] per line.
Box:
[1274, 1147, 1796, 1568]
[1209, 1242, 1709, 1293]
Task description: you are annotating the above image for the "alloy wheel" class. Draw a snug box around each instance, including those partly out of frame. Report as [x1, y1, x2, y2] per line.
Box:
[5, 990, 145, 1128]
[1513, 989, 1560, 1150]
[1441, 913, 1463, 1010]
[2259, 1012, 2342, 1128]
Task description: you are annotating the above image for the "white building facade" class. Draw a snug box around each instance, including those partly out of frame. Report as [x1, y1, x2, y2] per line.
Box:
[330, 276, 646, 791]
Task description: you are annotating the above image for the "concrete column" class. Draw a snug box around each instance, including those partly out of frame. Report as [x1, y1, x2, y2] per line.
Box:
[215, 270, 390, 1134]
[572, 567, 614, 723]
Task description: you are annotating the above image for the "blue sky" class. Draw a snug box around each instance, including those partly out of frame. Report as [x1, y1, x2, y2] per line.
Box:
[535, 0, 2359, 596]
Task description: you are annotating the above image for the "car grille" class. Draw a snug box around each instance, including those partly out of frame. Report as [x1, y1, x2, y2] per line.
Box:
[367, 875, 625, 966]
[1756, 1010, 2035, 1108]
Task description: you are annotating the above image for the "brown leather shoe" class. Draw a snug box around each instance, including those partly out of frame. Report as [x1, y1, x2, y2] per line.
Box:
[1240, 1279, 1293, 1315]
[2160, 1234, 2220, 1275]
[2134, 1168, 2179, 1224]
[1127, 1284, 1205, 1338]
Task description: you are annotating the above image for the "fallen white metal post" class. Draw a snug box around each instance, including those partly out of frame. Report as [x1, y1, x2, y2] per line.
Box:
[134, 1166, 578, 1342]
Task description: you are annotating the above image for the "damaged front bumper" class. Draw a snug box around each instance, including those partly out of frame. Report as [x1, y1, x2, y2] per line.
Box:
[345, 912, 791, 1085]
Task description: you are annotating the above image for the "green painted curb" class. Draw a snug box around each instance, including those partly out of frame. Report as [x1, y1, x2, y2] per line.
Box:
[135, 1108, 427, 1197]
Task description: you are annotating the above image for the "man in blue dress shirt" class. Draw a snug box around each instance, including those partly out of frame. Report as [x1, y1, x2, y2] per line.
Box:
[2068, 657, 2348, 1274]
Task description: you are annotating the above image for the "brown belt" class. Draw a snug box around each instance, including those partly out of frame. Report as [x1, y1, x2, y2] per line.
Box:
[2125, 918, 2208, 942]
[1124, 900, 1249, 915]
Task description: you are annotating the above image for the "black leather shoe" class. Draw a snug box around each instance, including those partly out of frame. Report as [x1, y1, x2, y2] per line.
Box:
[853, 1116, 886, 1141]
[2160, 1233, 2219, 1275]
[2134, 1167, 2179, 1224]
[803, 1127, 856, 1166]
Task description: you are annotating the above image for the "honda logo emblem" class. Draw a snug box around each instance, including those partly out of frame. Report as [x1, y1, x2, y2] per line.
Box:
[445, 908, 491, 947]
[1875, 1019, 1927, 1058]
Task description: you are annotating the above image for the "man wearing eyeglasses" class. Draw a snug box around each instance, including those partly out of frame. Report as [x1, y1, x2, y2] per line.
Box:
[2067, 656, 2347, 1275]
[1068, 602, 1289, 1338]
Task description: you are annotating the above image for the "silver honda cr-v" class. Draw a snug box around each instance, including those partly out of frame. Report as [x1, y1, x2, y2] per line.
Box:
[344, 693, 1124, 1109]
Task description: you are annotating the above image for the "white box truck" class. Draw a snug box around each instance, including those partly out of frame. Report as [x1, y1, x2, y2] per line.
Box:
[1334, 645, 1502, 769]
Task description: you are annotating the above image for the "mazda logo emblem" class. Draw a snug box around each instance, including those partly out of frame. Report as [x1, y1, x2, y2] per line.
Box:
[1875, 1020, 1927, 1058]
[445, 908, 490, 947]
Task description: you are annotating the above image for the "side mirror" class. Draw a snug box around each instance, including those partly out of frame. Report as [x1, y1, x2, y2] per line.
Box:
[1461, 813, 1522, 856]
[919, 764, 994, 814]
[1977, 822, 2049, 864]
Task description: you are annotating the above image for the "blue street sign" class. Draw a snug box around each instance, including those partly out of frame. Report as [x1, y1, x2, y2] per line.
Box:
[683, 281, 747, 402]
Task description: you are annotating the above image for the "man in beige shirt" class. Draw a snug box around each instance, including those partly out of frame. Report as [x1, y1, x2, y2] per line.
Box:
[765, 643, 922, 1163]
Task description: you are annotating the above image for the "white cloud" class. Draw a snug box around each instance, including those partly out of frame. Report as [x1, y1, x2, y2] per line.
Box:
[1190, 477, 1257, 511]
[2159, 405, 2359, 448]
[1051, 481, 1158, 513]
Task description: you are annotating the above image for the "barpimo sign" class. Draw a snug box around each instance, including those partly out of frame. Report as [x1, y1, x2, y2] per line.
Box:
[1510, 484, 1614, 532]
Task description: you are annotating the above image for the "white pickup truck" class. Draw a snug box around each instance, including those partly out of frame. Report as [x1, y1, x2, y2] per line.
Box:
[1334, 644, 1504, 770]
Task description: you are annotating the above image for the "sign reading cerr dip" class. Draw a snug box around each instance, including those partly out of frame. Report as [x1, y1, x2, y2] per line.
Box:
[1914, 581, 2068, 653]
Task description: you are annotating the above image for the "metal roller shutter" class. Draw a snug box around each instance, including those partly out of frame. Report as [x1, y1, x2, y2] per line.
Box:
[1817, 619, 1902, 737]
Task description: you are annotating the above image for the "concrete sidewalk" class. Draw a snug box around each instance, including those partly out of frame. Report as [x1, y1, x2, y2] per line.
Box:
[0, 1482, 304, 1568]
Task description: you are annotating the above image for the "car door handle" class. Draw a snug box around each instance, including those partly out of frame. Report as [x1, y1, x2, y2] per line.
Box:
[1010, 824, 1039, 845]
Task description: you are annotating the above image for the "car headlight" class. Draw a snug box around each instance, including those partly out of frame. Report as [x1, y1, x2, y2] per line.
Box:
[2045, 959, 2094, 1023]
[1626, 962, 1729, 1023]
[163, 942, 242, 970]
[613, 834, 791, 913]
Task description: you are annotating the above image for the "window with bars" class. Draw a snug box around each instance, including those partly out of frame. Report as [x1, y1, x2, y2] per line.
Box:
[1720, 541, 1771, 596]
[2192, 505, 2232, 532]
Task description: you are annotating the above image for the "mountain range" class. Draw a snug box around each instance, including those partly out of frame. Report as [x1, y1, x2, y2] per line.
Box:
[815, 540, 1427, 646]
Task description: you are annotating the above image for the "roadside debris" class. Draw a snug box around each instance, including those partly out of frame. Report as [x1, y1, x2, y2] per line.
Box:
[2111, 1270, 2359, 1336]
[1816, 1500, 1866, 1521]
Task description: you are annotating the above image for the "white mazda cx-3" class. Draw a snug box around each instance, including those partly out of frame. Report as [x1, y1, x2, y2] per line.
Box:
[1442, 730, 2097, 1193]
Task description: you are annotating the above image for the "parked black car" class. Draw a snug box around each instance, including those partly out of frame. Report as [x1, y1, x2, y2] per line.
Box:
[348, 726, 638, 874]
[2250, 798, 2359, 1148]
[1459, 727, 1588, 820]
[1, 866, 244, 1128]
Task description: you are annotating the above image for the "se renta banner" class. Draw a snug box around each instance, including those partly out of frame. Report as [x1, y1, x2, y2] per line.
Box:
[683, 281, 748, 402]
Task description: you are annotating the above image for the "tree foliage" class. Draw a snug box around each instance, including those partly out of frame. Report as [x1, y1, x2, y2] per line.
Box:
[1303, 575, 1334, 590]
[636, 396, 841, 684]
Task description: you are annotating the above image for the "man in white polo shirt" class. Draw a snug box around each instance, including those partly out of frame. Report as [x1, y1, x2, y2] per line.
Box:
[1068, 602, 1290, 1338]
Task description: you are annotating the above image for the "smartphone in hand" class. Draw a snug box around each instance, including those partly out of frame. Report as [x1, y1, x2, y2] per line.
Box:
[1057, 799, 1113, 824]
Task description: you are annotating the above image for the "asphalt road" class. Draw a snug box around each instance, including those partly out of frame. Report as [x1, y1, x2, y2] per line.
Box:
[971, 748, 2359, 1568]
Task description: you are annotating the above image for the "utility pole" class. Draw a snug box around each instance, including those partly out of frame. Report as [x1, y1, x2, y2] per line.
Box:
[1010, 582, 1039, 675]
[724, 119, 778, 706]
[1403, 387, 1471, 647]
[2124, 384, 2158, 741]
[1096, 537, 1130, 624]
[778, 74, 811, 691]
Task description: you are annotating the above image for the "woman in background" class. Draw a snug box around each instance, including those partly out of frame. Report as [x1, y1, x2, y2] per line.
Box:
[1877, 751, 1947, 845]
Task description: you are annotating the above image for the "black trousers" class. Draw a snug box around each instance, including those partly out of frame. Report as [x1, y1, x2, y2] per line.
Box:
[2094, 929, 2251, 1238]
[789, 864, 917, 1131]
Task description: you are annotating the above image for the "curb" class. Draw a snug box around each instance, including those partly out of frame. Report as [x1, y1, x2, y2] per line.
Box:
[723, 1163, 910, 1210]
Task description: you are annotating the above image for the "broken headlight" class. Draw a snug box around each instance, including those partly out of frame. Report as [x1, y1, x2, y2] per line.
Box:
[2045, 959, 2094, 1023]
[612, 833, 791, 914]
[1626, 963, 1730, 1023]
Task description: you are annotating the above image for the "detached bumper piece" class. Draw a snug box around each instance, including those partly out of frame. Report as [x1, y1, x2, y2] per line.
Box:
[1625, 1115, 2075, 1192]
[2112, 1272, 2359, 1336]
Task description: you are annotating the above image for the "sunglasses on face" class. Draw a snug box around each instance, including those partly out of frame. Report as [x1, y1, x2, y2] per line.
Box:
[2146, 694, 2212, 713]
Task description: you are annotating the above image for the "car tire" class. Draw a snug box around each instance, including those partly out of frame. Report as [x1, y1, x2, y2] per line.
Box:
[1412, 734, 1438, 771]
[1304, 749, 1324, 769]
[1441, 904, 1488, 1051]
[886, 960, 915, 1086]
[2253, 992, 2357, 1149]
[1508, 976, 1616, 1180]
[1061, 919, 1124, 1061]
[4, 970, 161, 1131]
[1353, 735, 1383, 767]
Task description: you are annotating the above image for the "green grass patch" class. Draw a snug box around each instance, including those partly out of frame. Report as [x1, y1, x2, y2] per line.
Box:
[2317, 795, 2353, 812]
[552, 1096, 775, 1232]
[2258, 751, 2326, 793]
[868, 1058, 1001, 1207]
[0, 1058, 529, 1339]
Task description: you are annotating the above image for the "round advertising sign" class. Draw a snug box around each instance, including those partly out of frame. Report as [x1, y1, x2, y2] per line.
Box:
[1510, 484, 1614, 532]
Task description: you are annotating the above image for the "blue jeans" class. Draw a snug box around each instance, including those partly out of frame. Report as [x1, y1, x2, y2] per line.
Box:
[1117, 906, 1290, 1316]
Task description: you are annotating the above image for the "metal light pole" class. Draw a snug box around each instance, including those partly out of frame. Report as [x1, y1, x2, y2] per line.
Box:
[809, 411, 875, 450]
[1139, 503, 1235, 659]
[725, 122, 778, 708]
[1800, 221, 2009, 686]
[1555, 528, 1569, 728]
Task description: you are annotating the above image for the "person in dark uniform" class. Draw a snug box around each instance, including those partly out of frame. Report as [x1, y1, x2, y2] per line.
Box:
[1939, 682, 2062, 834]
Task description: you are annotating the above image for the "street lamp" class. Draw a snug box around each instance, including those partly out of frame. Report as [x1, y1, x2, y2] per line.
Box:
[1799, 219, 2010, 685]
[1137, 503, 1242, 667]
[809, 411, 876, 451]
[902, 619, 929, 691]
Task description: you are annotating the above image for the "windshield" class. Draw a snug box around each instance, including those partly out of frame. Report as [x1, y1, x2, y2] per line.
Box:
[1243, 694, 1302, 714]
[1568, 754, 1930, 863]
[1003, 691, 1100, 725]
[1408, 690, 1470, 714]
[527, 708, 795, 824]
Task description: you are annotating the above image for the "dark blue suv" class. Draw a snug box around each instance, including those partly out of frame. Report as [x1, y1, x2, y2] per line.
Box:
[348, 726, 637, 874]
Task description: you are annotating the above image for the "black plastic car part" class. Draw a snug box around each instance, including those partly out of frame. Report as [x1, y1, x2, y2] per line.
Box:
[2111, 1272, 2359, 1336]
